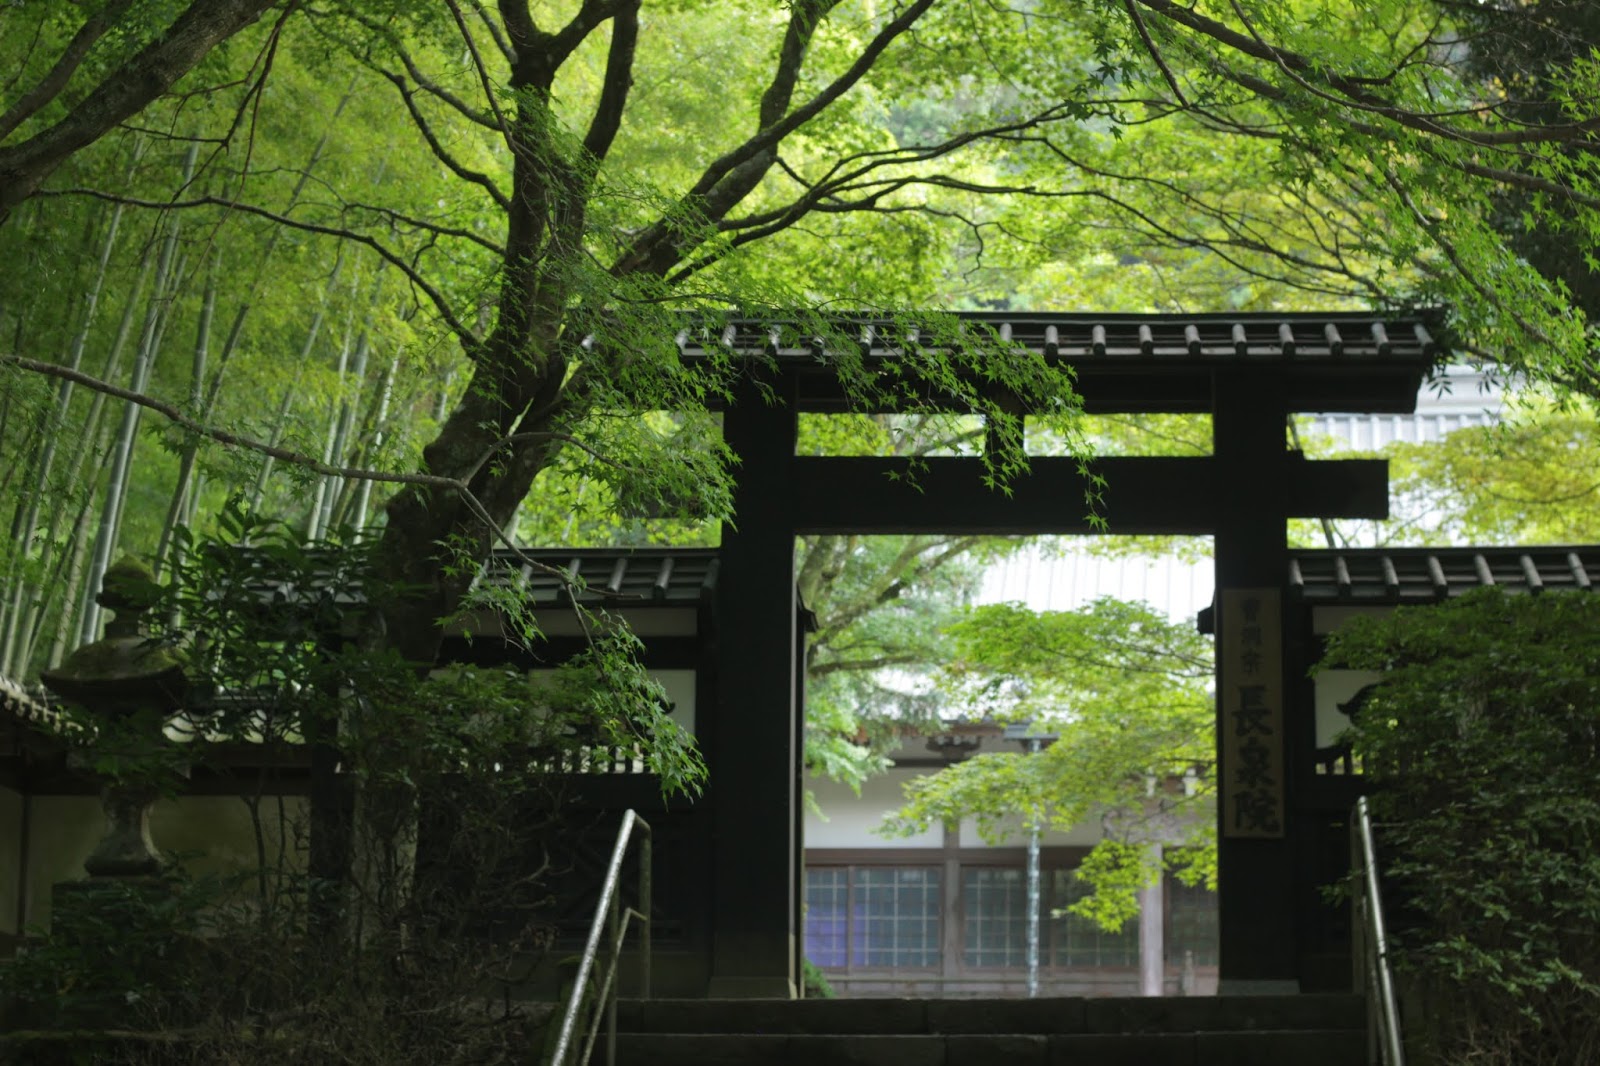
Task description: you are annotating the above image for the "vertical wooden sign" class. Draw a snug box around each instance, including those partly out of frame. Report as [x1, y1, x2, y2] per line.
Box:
[1219, 588, 1284, 838]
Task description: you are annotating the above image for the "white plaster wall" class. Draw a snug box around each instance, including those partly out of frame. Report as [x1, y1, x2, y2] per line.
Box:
[981, 542, 1214, 624]
[804, 765, 1108, 850]
[21, 795, 308, 930]
[149, 795, 309, 878]
[0, 785, 21, 935]
[1310, 605, 1395, 748]
[1312, 605, 1394, 636]
[806, 768, 941, 848]
[1314, 669, 1384, 749]
[23, 795, 101, 929]
[958, 811, 1101, 848]
[526, 667, 695, 735]
[655, 669, 695, 735]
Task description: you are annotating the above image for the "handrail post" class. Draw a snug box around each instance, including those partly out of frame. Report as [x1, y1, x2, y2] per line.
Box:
[1353, 797, 1406, 1066]
[548, 809, 653, 1066]
[640, 824, 652, 1001]
[606, 865, 620, 1066]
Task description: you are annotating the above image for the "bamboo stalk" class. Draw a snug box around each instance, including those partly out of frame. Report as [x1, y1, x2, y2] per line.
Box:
[0, 140, 144, 532]
[321, 259, 388, 538]
[46, 423, 109, 669]
[247, 389, 297, 516]
[432, 371, 455, 425]
[13, 232, 157, 672]
[347, 352, 399, 535]
[20, 487, 96, 673]
[172, 84, 360, 533]
[0, 202, 75, 524]
[18, 190, 128, 534]
[154, 252, 218, 577]
[140, 83, 366, 548]
[305, 312, 354, 543]
[322, 330, 372, 534]
[77, 146, 195, 642]
[2, 207, 116, 543]
[103, 249, 188, 545]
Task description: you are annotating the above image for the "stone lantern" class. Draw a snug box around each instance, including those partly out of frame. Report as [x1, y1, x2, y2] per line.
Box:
[41, 559, 188, 878]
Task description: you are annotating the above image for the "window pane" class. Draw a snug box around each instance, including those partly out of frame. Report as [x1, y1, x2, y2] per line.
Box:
[1168, 877, 1218, 968]
[804, 867, 848, 968]
[963, 867, 1028, 967]
[850, 867, 940, 968]
[1051, 869, 1137, 967]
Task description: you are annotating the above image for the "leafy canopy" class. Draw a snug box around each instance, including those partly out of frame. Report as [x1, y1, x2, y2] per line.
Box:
[884, 596, 1215, 928]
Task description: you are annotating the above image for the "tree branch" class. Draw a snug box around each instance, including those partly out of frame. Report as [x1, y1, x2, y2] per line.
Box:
[810, 654, 927, 678]
[0, 0, 137, 140]
[444, 0, 513, 143]
[497, 0, 540, 57]
[0, 0, 281, 220]
[1122, 0, 1190, 107]
[328, 8, 501, 130]
[1132, 0, 1600, 147]
[611, 0, 935, 277]
[44, 188, 477, 349]
[1, 351, 589, 593]
[3, 354, 455, 492]
[581, 0, 640, 165]
[381, 71, 510, 210]
[468, 1, 517, 64]
[545, 0, 638, 70]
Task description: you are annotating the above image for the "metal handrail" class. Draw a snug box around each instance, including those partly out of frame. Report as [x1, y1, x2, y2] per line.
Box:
[549, 809, 652, 1066]
[1352, 796, 1405, 1066]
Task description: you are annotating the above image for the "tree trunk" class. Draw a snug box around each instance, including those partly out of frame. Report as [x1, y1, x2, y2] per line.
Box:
[373, 367, 573, 663]
[0, 0, 279, 221]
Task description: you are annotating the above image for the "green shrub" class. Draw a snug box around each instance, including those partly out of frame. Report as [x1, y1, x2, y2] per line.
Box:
[1325, 588, 1600, 1065]
[802, 958, 836, 999]
[1, 512, 703, 1063]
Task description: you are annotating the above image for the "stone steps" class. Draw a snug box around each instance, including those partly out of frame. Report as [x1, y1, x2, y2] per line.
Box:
[607, 994, 1367, 1066]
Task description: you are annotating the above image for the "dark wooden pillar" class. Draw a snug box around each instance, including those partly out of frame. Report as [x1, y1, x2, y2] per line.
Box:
[792, 609, 808, 994]
[1212, 372, 1299, 992]
[707, 373, 799, 997]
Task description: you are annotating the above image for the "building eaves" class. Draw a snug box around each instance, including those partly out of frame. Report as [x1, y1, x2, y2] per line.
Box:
[477, 547, 720, 608]
[671, 311, 1442, 415]
[1288, 546, 1600, 604]
[0, 673, 49, 725]
[675, 311, 1441, 364]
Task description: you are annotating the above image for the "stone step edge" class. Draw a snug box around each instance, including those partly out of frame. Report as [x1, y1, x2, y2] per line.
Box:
[611, 1024, 1363, 1030]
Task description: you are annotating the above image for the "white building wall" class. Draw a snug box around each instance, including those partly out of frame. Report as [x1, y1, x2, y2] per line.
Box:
[0, 785, 21, 937]
[12, 795, 310, 931]
[980, 547, 1213, 623]
[807, 768, 941, 849]
[957, 811, 1101, 849]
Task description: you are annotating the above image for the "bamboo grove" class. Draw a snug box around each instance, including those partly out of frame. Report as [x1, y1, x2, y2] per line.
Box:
[2, 0, 1599, 674]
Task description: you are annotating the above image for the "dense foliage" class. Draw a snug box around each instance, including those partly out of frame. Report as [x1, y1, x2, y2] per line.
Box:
[884, 596, 1215, 927]
[1325, 589, 1600, 1065]
[2, 0, 1599, 674]
[2, 0, 1600, 1028]
[2, 511, 682, 1060]
[3, 0, 1599, 793]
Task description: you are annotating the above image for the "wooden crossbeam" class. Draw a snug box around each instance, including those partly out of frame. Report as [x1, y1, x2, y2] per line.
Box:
[785, 455, 1387, 535]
